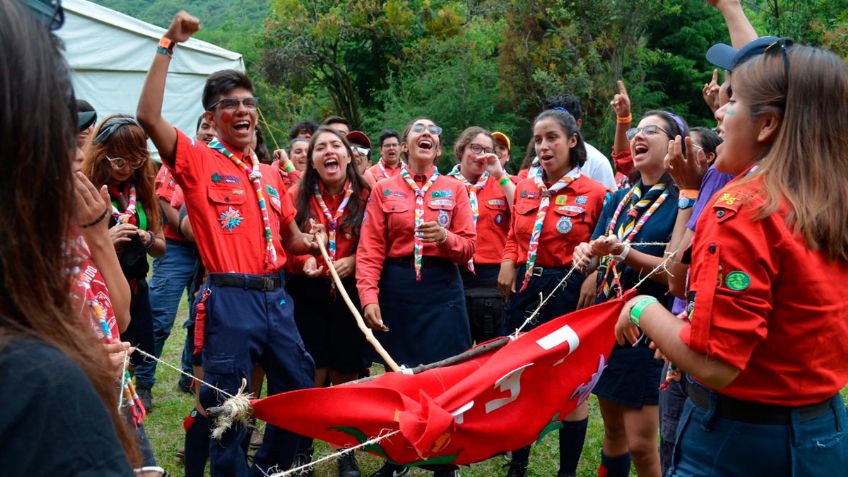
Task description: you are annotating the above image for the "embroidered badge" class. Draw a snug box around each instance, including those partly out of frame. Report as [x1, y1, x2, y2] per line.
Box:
[521, 190, 527, 198]
[383, 188, 392, 196]
[576, 195, 588, 205]
[556, 216, 573, 234]
[231, 189, 245, 195]
[218, 207, 244, 233]
[431, 190, 453, 199]
[392, 191, 408, 198]
[438, 209, 450, 227]
[558, 205, 585, 214]
[555, 195, 568, 206]
[495, 213, 503, 225]
[430, 199, 454, 208]
[724, 271, 750, 291]
[265, 185, 280, 198]
[211, 172, 222, 183]
[221, 175, 240, 184]
[488, 198, 506, 207]
[719, 192, 737, 206]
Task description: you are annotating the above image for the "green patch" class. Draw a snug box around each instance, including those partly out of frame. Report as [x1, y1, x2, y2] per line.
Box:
[536, 412, 563, 444]
[212, 172, 222, 183]
[331, 426, 388, 458]
[383, 189, 391, 196]
[725, 271, 751, 291]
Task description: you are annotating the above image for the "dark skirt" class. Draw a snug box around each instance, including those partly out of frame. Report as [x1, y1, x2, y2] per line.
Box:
[592, 340, 664, 407]
[377, 257, 472, 368]
[287, 274, 370, 373]
[460, 264, 506, 343]
[504, 265, 585, 334]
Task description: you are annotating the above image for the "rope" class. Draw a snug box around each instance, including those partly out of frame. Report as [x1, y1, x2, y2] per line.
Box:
[511, 265, 579, 339]
[266, 429, 402, 477]
[118, 350, 130, 411]
[257, 107, 282, 151]
[131, 347, 235, 399]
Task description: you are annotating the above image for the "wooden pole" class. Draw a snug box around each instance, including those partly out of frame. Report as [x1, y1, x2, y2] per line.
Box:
[316, 239, 401, 372]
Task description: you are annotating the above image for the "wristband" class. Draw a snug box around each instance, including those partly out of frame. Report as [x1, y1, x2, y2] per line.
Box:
[498, 176, 511, 187]
[283, 161, 296, 173]
[680, 188, 699, 200]
[616, 114, 632, 125]
[81, 208, 109, 228]
[613, 243, 630, 262]
[158, 36, 176, 58]
[144, 230, 156, 251]
[629, 296, 659, 327]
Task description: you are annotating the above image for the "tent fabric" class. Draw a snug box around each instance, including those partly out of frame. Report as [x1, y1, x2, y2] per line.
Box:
[57, 0, 244, 154]
[252, 291, 634, 467]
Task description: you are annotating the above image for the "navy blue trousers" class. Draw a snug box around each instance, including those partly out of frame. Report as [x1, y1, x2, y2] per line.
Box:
[197, 272, 315, 477]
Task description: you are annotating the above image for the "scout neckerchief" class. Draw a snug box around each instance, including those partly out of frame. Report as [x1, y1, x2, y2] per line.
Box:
[72, 263, 146, 428]
[448, 163, 489, 273]
[596, 176, 671, 300]
[109, 182, 137, 224]
[313, 180, 353, 262]
[400, 165, 440, 281]
[528, 157, 541, 181]
[208, 137, 277, 269]
[520, 166, 581, 292]
[378, 159, 396, 182]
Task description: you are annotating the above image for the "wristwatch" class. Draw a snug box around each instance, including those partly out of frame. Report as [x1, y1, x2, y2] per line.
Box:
[678, 197, 696, 209]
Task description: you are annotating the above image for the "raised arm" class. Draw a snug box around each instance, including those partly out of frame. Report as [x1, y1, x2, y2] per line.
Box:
[136, 12, 201, 168]
[708, 0, 757, 47]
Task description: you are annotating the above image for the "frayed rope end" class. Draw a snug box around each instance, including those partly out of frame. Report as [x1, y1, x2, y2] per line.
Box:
[207, 379, 254, 440]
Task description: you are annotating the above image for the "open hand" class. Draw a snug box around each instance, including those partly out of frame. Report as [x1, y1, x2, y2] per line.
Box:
[74, 172, 110, 232]
[303, 256, 324, 278]
[665, 135, 707, 190]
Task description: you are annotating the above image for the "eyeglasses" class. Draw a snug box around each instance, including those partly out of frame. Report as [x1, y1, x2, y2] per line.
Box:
[468, 144, 494, 155]
[381, 143, 399, 149]
[353, 146, 370, 157]
[93, 117, 144, 145]
[765, 38, 793, 85]
[410, 123, 442, 136]
[625, 124, 671, 141]
[207, 97, 260, 112]
[107, 155, 147, 170]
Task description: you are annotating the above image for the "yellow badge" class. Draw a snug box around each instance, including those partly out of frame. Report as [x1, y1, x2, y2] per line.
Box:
[555, 195, 568, 206]
[719, 193, 736, 205]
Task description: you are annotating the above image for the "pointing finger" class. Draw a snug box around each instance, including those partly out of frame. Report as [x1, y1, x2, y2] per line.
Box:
[616, 80, 628, 96]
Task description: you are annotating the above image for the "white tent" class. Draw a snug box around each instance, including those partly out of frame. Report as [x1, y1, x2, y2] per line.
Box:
[57, 0, 245, 155]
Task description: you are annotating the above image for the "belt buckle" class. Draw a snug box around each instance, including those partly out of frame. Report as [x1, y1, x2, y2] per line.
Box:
[532, 266, 544, 277]
[262, 276, 274, 291]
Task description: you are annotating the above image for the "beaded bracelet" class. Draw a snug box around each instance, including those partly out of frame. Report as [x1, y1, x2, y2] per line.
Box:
[616, 114, 632, 125]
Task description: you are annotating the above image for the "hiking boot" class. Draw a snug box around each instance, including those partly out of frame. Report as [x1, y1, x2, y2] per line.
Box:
[176, 377, 194, 394]
[338, 451, 361, 477]
[504, 461, 528, 477]
[137, 387, 153, 413]
[368, 462, 409, 477]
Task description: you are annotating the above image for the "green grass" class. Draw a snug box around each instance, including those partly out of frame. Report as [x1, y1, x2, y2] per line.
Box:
[144, 297, 621, 476]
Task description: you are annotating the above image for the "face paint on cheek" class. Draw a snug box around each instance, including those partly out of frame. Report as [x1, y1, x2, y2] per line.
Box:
[725, 107, 736, 117]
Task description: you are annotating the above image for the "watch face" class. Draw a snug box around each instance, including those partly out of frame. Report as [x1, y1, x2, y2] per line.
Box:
[678, 197, 694, 208]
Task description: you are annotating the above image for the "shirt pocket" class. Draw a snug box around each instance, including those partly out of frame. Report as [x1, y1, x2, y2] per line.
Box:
[484, 198, 509, 228]
[208, 185, 248, 235]
[514, 199, 539, 216]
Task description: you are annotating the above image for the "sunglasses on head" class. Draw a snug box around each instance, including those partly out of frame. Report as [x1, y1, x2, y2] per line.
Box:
[92, 117, 144, 145]
[764, 38, 794, 85]
[353, 146, 370, 157]
[410, 123, 442, 136]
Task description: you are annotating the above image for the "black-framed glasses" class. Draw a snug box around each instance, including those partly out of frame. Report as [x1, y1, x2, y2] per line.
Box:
[468, 144, 494, 155]
[410, 123, 442, 136]
[625, 124, 671, 140]
[208, 97, 260, 112]
[765, 37, 794, 85]
[107, 155, 148, 170]
[92, 117, 143, 145]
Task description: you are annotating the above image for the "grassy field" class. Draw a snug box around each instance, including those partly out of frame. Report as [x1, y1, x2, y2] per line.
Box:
[143, 298, 625, 476]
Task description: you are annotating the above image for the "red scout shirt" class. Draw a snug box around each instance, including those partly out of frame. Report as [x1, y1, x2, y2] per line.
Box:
[503, 174, 606, 267]
[447, 174, 513, 265]
[681, 176, 848, 406]
[154, 165, 186, 242]
[271, 160, 303, 190]
[172, 129, 295, 274]
[69, 235, 121, 341]
[356, 167, 476, 306]
[285, 182, 368, 275]
[363, 160, 402, 188]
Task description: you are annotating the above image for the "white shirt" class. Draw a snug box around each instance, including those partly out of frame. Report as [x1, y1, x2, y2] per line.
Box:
[582, 142, 617, 191]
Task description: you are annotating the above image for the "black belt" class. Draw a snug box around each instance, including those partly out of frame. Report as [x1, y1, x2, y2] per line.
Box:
[686, 380, 833, 425]
[520, 265, 570, 277]
[208, 273, 283, 291]
[386, 256, 453, 268]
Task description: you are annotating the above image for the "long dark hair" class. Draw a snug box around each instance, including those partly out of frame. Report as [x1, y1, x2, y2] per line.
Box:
[0, 0, 138, 464]
[295, 127, 370, 236]
[532, 109, 587, 168]
[82, 115, 161, 232]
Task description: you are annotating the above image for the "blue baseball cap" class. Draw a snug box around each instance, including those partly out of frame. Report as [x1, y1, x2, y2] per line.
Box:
[706, 36, 782, 71]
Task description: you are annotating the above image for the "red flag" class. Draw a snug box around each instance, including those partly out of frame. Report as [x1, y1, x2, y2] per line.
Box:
[252, 291, 634, 466]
